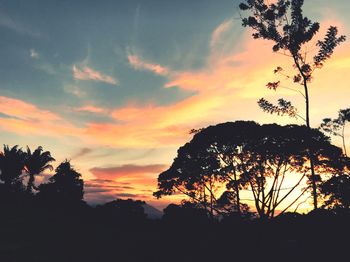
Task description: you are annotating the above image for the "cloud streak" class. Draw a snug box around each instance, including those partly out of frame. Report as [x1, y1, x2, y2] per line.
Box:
[128, 54, 169, 75]
[210, 19, 234, 48]
[73, 65, 118, 85]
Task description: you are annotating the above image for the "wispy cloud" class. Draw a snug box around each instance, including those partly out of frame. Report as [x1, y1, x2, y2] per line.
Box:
[127, 54, 169, 75]
[74, 105, 107, 114]
[210, 19, 234, 48]
[63, 84, 86, 98]
[72, 65, 118, 85]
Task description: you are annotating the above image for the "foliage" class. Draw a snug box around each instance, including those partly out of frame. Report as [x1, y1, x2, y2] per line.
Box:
[0, 145, 26, 191]
[321, 173, 350, 209]
[258, 98, 297, 117]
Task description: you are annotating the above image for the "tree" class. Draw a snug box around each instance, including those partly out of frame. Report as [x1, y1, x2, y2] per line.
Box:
[37, 160, 84, 206]
[239, 0, 346, 209]
[154, 121, 348, 219]
[24, 146, 55, 194]
[320, 108, 350, 156]
[0, 145, 26, 192]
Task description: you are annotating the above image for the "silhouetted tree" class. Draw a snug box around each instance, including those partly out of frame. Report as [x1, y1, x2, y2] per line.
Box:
[320, 108, 350, 156]
[239, 0, 346, 209]
[155, 121, 348, 219]
[0, 145, 26, 192]
[24, 146, 55, 194]
[37, 160, 84, 207]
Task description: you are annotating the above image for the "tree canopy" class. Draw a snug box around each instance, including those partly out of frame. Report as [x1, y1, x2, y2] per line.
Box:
[154, 121, 349, 218]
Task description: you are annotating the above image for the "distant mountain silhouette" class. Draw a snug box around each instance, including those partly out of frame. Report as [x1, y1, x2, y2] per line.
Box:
[143, 203, 163, 219]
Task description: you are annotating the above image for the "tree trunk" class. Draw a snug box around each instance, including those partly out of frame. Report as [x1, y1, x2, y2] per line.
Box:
[342, 125, 347, 156]
[294, 54, 318, 210]
[27, 174, 34, 193]
[209, 181, 214, 220]
[232, 166, 241, 215]
[303, 77, 318, 210]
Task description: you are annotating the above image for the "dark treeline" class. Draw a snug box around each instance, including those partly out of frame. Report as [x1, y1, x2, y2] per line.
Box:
[0, 120, 350, 261]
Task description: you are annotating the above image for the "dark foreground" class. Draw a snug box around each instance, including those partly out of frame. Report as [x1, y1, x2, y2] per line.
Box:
[0, 205, 349, 262]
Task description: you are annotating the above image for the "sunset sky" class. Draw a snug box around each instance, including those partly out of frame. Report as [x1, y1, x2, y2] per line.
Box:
[0, 0, 350, 210]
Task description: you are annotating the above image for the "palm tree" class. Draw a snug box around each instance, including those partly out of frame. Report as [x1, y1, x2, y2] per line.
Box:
[24, 146, 55, 194]
[0, 145, 26, 191]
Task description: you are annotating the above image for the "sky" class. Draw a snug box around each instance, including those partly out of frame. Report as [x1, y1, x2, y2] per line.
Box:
[0, 0, 350, 210]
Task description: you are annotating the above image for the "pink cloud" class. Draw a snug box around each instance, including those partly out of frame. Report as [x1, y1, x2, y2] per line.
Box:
[128, 54, 169, 75]
[72, 65, 118, 85]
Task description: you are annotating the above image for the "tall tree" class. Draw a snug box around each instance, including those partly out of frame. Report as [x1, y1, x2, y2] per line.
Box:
[24, 146, 55, 194]
[320, 108, 350, 156]
[239, 0, 346, 209]
[0, 145, 26, 191]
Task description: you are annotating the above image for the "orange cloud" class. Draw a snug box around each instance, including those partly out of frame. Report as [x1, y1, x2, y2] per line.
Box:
[0, 96, 60, 121]
[0, 96, 81, 137]
[128, 54, 169, 75]
[72, 65, 118, 85]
